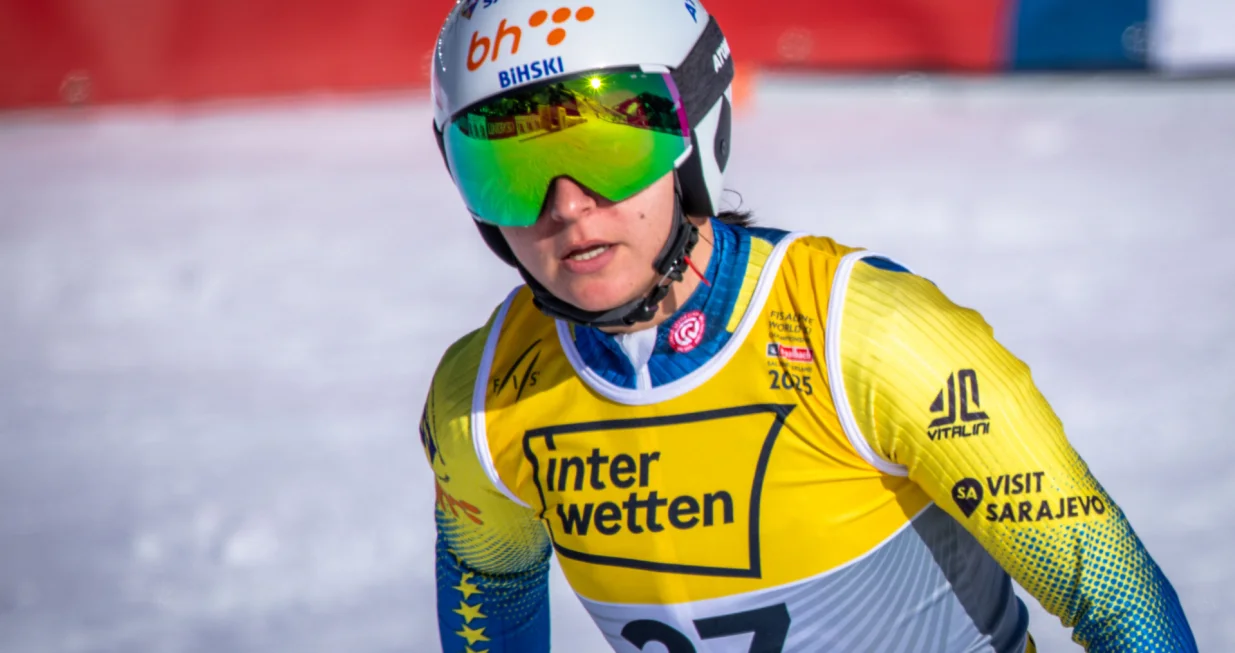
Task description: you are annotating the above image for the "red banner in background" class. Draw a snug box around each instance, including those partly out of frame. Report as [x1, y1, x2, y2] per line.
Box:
[717, 0, 1004, 72]
[0, 0, 446, 109]
[0, 0, 1006, 110]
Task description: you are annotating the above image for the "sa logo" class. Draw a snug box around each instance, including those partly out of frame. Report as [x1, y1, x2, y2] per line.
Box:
[951, 478, 984, 518]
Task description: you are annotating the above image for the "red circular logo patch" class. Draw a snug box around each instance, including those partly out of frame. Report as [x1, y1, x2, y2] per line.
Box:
[669, 310, 706, 353]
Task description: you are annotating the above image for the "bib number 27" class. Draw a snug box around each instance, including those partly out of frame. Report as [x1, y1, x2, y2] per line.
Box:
[621, 603, 791, 652]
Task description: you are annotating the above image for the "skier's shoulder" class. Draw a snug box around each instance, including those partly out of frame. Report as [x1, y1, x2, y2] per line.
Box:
[427, 290, 516, 404]
[761, 229, 982, 332]
[785, 232, 863, 260]
[820, 245, 995, 360]
[430, 325, 486, 396]
[756, 228, 891, 278]
[755, 228, 921, 295]
[782, 233, 912, 276]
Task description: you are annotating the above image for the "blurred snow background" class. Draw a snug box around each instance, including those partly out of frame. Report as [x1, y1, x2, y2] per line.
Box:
[0, 73, 1231, 652]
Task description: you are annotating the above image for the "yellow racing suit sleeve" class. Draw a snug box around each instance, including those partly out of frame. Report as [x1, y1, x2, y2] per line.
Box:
[420, 325, 553, 653]
[837, 258, 1197, 652]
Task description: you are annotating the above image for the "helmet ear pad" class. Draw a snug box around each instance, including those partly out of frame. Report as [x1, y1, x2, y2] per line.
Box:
[677, 90, 733, 218]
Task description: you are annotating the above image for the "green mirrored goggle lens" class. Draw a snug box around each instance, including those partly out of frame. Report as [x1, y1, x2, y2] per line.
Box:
[444, 69, 692, 228]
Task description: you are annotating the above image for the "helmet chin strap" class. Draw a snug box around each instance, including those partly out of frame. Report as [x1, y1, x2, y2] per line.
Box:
[517, 180, 700, 329]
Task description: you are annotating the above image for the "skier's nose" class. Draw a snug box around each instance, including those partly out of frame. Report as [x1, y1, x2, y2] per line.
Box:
[544, 177, 599, 225]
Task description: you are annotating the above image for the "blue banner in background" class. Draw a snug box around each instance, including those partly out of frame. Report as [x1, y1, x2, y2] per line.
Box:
[1010, 0, 1150, 70]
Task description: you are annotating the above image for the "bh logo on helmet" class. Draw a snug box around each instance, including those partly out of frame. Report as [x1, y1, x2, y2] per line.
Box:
[467, 6, 595, 72]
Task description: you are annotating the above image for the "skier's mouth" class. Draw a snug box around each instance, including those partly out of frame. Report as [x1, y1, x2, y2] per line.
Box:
[560, 241, 617, 274]
[565, 244, 610, 262]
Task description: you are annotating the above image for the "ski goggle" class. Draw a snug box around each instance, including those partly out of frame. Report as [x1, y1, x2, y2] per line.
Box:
[441, 66, 693, 228]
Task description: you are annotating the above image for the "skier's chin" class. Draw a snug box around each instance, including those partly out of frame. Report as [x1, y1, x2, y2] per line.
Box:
[553, 270, 656, 316]
[560, 281, 645, 315]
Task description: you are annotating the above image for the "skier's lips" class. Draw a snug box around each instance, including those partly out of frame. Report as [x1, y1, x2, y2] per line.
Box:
[559, 240, 614, 260]
[560, 242, 617, 275]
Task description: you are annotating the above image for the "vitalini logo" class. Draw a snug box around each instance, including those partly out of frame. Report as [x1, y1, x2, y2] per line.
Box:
[468, 6, 595, 72]
[927, 369, 992, 441]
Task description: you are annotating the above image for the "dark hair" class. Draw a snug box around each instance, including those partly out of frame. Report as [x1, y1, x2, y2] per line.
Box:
[716, 209, 754, 228]
[714, 189, 755, 227]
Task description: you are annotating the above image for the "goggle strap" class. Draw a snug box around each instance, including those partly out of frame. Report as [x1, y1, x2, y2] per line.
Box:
[671, 15, 736, 130]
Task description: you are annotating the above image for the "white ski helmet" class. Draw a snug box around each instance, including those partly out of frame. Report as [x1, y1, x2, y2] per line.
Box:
[430, 0, 736, 326]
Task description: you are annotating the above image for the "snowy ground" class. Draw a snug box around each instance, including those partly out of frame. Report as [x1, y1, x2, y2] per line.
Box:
[0, 73, 1231, 652]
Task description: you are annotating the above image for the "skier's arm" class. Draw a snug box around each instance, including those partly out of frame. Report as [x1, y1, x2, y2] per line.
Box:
[836, 258, 1197, 653]
[421, 328, 553, 653]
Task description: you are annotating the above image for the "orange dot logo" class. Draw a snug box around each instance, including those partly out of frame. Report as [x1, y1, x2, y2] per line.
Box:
[528, 6, 593, 46]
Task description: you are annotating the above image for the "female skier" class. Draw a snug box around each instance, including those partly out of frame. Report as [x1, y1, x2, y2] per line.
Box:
[419, 0, 1198, 651]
